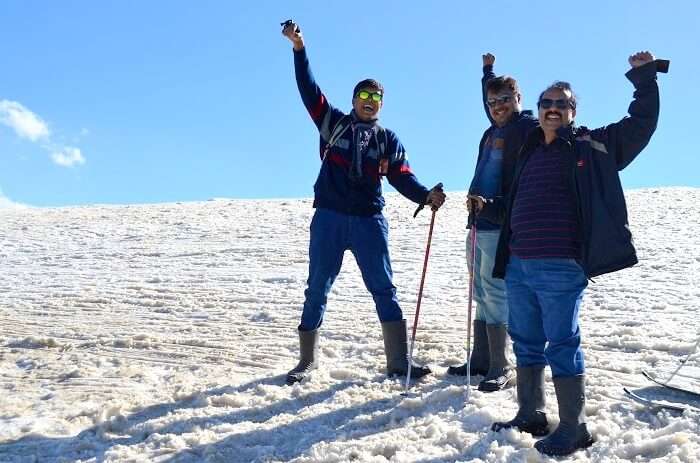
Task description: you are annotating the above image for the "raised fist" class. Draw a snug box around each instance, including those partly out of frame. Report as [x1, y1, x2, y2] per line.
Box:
[628, 51, 655, 68]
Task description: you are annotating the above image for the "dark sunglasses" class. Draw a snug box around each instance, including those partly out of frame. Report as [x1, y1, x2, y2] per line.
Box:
[356, 90, 383, 102]
[486, 94, 513, 107]
[538, 98, 575, 110]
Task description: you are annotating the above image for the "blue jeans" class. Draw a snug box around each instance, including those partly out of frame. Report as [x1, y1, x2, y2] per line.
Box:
[505, 255, 587, 377]
[299, 208, 403, 331]
[468, 229, 508, 324]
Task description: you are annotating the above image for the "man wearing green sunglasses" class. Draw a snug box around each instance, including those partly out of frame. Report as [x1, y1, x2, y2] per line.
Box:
[281, 21, 446, 386]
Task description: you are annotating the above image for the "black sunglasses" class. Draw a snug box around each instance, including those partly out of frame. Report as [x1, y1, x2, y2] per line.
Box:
[486, 94, 513, 108]
[538, 98, 575, 110]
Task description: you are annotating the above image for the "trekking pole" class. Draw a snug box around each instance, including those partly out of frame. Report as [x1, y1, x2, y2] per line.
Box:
[465, 199, 478, 396]
[404, 208, 437, 395]
[404, 183, 442, 396]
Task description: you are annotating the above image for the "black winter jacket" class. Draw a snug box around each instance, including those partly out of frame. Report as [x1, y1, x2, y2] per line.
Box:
[468, 65, 538, 226]
[493, 61, 660, 279]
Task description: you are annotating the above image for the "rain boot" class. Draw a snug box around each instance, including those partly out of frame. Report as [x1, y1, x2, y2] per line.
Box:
[447, 319, 489, 376]
[478, 324, 516, 391]
[381, 319, 431, 379]
[534, 375, 594, 456]
[491, 365, 549, 436]
[286, 328, 319, 385]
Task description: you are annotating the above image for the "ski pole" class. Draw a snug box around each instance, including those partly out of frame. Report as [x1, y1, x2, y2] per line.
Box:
[465, 198, 478, 395]
[404, 207, 437, 395]
[664, 334, 700, 384]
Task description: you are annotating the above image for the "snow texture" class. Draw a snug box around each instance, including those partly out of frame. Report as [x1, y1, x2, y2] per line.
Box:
[1, 188, 699, 462]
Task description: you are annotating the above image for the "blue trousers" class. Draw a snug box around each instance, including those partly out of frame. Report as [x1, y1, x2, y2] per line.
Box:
[299, 208, 403, 331]
[468, 229, 508, 324]
[505, 255, 587, 377]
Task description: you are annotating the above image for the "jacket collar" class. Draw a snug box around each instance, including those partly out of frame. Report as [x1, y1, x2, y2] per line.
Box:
[350, 110, 379, 125]
[491, 110, 534, 130]
[525, 123, 578, 146]
[556, 124, 577, 140]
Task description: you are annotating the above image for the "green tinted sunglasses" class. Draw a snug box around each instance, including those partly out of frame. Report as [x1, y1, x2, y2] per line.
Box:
[357, 90, 383, 102]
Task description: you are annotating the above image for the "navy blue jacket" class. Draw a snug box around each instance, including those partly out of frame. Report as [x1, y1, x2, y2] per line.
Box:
[468, 65, 538, 226]
[493, 61, 660, 279]
[293, 48, 430, 216]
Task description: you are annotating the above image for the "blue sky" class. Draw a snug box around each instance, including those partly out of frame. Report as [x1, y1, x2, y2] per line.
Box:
[0, 1, 696, 207]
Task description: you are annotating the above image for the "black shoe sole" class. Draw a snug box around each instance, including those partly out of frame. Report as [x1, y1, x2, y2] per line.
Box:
[285, 366, 317, 385]
[492, 421, 549, 437]
[535, 436, 595, 456]
[478, 377, 516, 392]
[286, 374, 304, 385]
[388, 368, 433, 380]
[447, 366, 488, 377]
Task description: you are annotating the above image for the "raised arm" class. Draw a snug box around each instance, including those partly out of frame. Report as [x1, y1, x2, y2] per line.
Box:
[481, 53, 496, 123]
[281, 21, 343, 138]
[591, 51, 661, 170]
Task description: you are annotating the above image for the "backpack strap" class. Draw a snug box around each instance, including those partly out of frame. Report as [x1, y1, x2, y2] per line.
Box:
[376, 125, 389, 176]
[321, 115, 353, 161]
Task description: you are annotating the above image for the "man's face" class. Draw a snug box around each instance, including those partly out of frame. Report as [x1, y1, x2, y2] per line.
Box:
[487, 89, 520, 127]
[352, 87, 383, 121]
[538, 88, 576, 134]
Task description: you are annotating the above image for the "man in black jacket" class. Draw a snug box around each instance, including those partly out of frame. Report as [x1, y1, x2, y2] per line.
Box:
[448, 54, 537, 393]
[491, 51, 662, 457]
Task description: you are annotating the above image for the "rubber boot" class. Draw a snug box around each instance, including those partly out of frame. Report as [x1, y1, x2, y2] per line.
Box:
[534, 375, 595, 456]
[381, 319, 431, 379]
[478, 324, 516, 391]
[447, 319, 489, 376]
[491, 365, 549, 436]
[286, 328, 319, 385]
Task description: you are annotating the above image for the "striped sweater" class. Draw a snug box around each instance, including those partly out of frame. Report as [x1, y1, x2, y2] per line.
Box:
[509, 141, 580, 259]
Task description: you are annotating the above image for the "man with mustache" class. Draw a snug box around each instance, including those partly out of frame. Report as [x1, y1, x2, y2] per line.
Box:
[447, 54, 537, 393]
[281, 21, 446, 385]
[490, 51, 662, 456]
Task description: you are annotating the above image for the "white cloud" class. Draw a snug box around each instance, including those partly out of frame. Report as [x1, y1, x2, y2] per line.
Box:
[51, 146, 85, 167]
[0, 99, 87, 168]
[0, 100, 50, 141]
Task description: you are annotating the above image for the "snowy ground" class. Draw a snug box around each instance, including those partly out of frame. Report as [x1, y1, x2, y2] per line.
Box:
[1, 188, 699, 463]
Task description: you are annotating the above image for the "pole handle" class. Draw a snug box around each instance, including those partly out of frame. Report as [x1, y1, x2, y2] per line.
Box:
[413, 182, 443, 218]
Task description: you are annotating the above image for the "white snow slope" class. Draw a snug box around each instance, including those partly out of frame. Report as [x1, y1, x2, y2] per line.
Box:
[1, 188, 699, 463]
